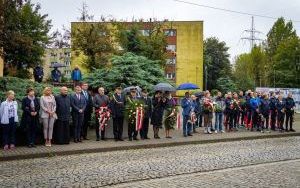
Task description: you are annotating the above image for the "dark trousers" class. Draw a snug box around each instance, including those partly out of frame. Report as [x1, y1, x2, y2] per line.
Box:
[95, 118, 106, 139]
[247, 110, 252, 126]
[128, 123, 138, 139]
[233, 110, 239, 128]
[81, 111, 91, 139]
[196, 113, 202, 127]
[264, 116, 269, 129]
[26, 117, 38, 145]
[2, 118, 16, 146]
[277, 112, 285, 130]
[240, 110, 246, 125]
[270, 110, 277, 130]
[226, 112, 234, 130]
[251, 110, 258, 129]
[285, 110, 294, 130]
[113, 117, 123, 139]
[140, 118, 149, 139]
[73, 113, 84, 140]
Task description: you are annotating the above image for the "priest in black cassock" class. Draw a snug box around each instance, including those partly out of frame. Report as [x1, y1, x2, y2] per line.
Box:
[53, 87, 71, 144]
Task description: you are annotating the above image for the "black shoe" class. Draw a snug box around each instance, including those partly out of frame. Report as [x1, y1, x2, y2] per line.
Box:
[133, 137, 138, 141]
[145, 137, 150, 139]
[74, 140, 78, 143]
[166, 136, 172, 139]
[114, 138, 119, 142]
[101, 138, 107, 141]
[118, 138, 124, 141]
[188, 134, 193, 136]
[129, 138, 132, 141]
[96, 138, 100, 141]
[290, 128, 296, 132]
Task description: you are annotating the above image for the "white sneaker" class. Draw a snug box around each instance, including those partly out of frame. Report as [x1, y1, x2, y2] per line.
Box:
[215, 130, 218, 134]
[221, 130, 225, 133]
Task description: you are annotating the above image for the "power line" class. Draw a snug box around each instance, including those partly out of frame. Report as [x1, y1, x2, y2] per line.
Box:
[173, 0, 300, 23]
[241, 16, 264, 50]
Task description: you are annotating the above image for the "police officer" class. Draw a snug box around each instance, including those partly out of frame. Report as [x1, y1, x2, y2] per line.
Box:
[285, 93, 296, 132]
[276, 95, 285, 132]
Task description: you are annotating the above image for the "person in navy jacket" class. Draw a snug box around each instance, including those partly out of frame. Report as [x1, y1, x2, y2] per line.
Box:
[250, 92, 260, 131]
[181, 92, 193, 137]
[276, 94, 285, 132]
[22, 88, 40, 148]
[285, 93, 296, 132]
[269, 92, 277, 131]
[260, 93, 270, 132]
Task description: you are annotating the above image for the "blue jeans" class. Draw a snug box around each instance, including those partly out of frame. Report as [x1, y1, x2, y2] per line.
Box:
[215, 112, 223, 131]
[2, 117, 16, 146]
[183, 115, 192, 136]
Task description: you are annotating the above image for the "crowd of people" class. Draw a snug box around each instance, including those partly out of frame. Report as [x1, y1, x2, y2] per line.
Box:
[0, 84, 297, 151]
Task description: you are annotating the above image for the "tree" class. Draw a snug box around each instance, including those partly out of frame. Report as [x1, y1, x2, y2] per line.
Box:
[72, 3, 115, 71]
[85, 52, 167, 92]
[216, 76, 237, 93]
[266, 17, 297, 58]
[233, 46, 268, 89]
[1, 0, 52, 78]
[204, 37, 232, 90]
[115, 20, 167, 66]
[273, 36, 300, 88]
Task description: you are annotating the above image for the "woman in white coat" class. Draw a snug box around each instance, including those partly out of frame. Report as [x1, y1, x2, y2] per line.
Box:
[0, 90, 19, 150]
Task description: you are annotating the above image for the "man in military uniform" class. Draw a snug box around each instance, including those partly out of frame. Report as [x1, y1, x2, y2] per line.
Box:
[285, 92, 296, 132]
[140, 89, 152, 140]
[111, 87, 125, 141]
[126, 88, 141, 141]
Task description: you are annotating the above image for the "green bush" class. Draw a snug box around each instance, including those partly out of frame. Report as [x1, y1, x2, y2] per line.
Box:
[0, 77, 61, 102]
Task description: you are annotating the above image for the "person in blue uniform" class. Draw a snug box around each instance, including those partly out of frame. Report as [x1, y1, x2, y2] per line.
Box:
[276, 95, 285, 132]
[285, 93, 296, 132]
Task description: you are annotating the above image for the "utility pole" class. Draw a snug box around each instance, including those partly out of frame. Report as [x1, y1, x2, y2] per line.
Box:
[241, 16, 263, 50]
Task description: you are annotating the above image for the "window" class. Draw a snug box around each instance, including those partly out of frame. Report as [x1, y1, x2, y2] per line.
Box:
[166, 44, 176, 52]
[166, 58, 176, 65]
[65, 61, 70, 66]
[164, 29, 176, 36]
[166, 73, 175, 79]
[140, 29, 150, 36]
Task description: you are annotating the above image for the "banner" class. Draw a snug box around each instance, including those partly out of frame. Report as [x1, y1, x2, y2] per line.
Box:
[256, 87, 300, 113]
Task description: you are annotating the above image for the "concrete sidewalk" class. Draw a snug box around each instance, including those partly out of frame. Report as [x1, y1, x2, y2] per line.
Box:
[0, 123, 299, 161]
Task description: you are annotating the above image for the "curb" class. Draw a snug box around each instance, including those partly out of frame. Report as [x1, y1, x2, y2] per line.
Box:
[1, 132, 300, 161]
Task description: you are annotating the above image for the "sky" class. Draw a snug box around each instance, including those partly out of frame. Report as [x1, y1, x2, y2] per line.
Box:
[32, 0, 300, 61]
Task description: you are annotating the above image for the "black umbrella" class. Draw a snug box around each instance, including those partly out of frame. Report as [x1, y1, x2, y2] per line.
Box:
[49, 62, 67, 68]
[153, 83, 176, 92]
[123, 86, 142, 94]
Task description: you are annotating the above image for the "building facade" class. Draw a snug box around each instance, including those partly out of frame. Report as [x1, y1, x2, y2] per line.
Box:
[42, 48, 72, 81]
[71, 21, 203, 91]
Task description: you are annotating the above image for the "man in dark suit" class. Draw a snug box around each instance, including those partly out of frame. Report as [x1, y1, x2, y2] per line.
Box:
[140, 89, 152, 140]
[71, 85, 86, 143]
[110, 87, 125, 141]
[81, 83, 93, 140]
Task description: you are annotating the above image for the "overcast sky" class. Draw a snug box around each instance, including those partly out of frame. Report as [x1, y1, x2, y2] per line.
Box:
[32, 0, 300, 61]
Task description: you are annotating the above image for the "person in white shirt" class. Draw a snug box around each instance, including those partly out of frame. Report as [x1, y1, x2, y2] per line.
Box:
[0, 90, 19, 150]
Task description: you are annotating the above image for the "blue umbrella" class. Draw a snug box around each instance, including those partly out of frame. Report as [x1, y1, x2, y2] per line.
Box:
[177, 83, 199, 90]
